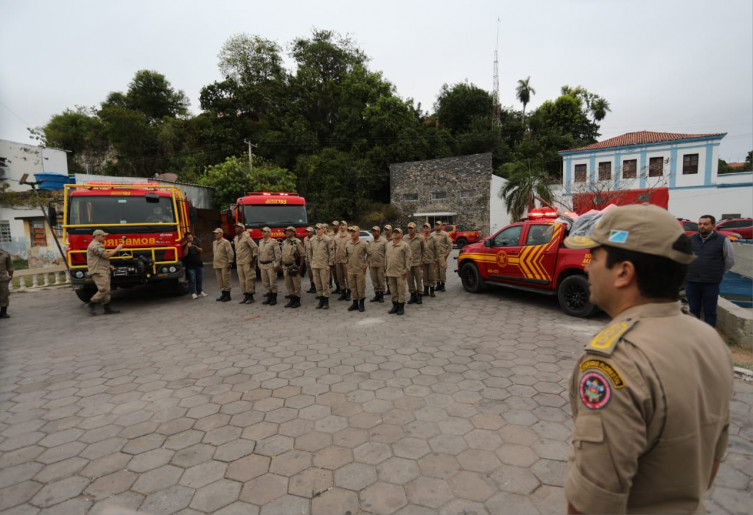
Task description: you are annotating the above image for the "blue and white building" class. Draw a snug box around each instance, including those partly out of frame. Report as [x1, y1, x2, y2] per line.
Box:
[558, 131, 752, 220]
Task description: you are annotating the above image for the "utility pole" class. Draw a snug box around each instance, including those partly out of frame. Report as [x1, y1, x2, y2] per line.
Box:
[492, 17, 501, 128]
[244, 140, 258, 174]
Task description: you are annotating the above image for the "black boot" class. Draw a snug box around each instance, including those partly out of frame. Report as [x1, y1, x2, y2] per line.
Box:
[385, 285, 391, 296]
[87, 302, 97, 315]
[388, 301, 399, 314]
[423, 286, 429, 296]
[407, 292, 417, 304]
[416, 293, 423, 305]
[397, 303, 405, 315]
[0, 306, 9, 318]
[322, 297, 329, 310]
[338, 289, 348, 301]
[216, 292, 224, 301]
[378, 292, 385, 303]
[269, 293, 277, 306]
[290, 296, 301, 309]
[332, 285, 341, 294]
[345, 289, 351, 301]
[370, 292, 380, 302]
[358, 299, 365, 312]
[347, 300, 359, 311]
[223, 291, 232, 302]
[262, 292, 272, 305]
[316, 296, 324, 309]
[436, 282, 445, 291]
[284, 295, 295, 308]
[103, 303, 120, 314]
[429, 287, 435, 297]
[239, 293, 249, 304]
[307, 284, 316, 293]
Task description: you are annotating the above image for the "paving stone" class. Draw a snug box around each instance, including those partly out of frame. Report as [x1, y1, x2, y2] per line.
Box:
[405, 476, 453, 509]
[313, 446, 353, 470]
[531, 458, 567, 487]
[37, 428, 84, 448]
[89, 491, 144, 515]
[193, 413, 231, 432]
[255, 434, 294, 457]
[485, 491, 540, 514]
[269, 450, 312, 477]
[289, 467, 332, 498]
[239, 473, 288, 505]
[489, 464, 540, 495]
[226, 454, 270, 482]
[83, 470, 138, 501]
[214, 501, 260, 515]
[0, 461, 43, 489]
[457, 448, 501, 473]
[214, 438, 256, 462]
[428, 434, 467, 455]
[495, 443, 539, 468]
[131, 464, 183, 494]
[393, 437, 431, 459]
[190, 478, 242, 512]
[121, 433, 165, 455]
[163, 429, 204, 450]
[203, 425, 241, 446]
[334, 462, 378, 490]
[139, 484, 194, 514]
[439, 499, 489, 515]
[354, 441, 393, 465]
[311, 487, 359, 515]
[79, 437, 126, 460]
[30, 475, 88, 508]
[0, 480, 42, 511]
[448, 470, 497, 502]
[128, 448, 174, 472]
[38, 496, 92, 514]
[180, 459, 227, 488]
[360, 481, 408, 514]
[332, 427, 368, 448]
[35, 457, 88, 483]
[294, 431, 332, 452]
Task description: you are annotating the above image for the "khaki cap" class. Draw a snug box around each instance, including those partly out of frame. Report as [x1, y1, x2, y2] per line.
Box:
[423, 222, 431, 228]
[306, 227, 314, 233]
[393, 227, 403, 234]
[332, 221, 340, 226]
[371, 226, 381, 232]
[563, 204, 694, 264]
[348, 225, 359, 232]
[340, 220, 347, 226]
[234, 223, 244, 229]
[262, 226, 271, 233]
[384, 224, 392, 231]
[212, 228, 223, 234]
[93, 229, 109, 237]
[435, 221, 443, 226]
[407, 222, 416, 229]
[285, 226, 296, 233]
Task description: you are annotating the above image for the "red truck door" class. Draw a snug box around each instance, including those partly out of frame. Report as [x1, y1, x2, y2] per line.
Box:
[482, 224, 525, 282]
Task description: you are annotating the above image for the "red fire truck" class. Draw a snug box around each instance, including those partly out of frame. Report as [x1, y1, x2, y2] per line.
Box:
[62, 182, 195, 302]
[222, 192, 308, 241]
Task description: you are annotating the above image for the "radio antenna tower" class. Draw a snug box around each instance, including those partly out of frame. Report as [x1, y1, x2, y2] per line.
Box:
[492, 17, 501, 127]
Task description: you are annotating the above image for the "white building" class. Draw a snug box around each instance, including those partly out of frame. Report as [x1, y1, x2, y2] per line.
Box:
[558, 131, 752, 220]
[0, 140, 69, 265]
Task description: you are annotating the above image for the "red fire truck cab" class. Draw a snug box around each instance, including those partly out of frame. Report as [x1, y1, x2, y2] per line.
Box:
[223, 192, 308, 242]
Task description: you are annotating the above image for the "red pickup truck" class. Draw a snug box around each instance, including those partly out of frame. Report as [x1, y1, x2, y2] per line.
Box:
[456, 213, 595, 317]
[441, 225, 482, 249]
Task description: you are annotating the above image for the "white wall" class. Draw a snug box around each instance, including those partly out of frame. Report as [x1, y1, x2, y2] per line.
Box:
[489, 175, 511, 235]
[669, 184, 753, 221]
[0, 139, 68, 192]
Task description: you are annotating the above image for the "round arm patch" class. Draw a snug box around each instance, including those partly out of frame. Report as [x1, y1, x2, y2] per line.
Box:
[579, 370, 612, 410]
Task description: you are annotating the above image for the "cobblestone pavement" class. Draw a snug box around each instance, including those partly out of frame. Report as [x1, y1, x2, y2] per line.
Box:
[1, 254, 752, 514]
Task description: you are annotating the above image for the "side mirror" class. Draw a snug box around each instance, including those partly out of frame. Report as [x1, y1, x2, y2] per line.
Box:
[483, 239, 492, 247]
[189, 206, 198, 228]
[47, 204, 58, 228]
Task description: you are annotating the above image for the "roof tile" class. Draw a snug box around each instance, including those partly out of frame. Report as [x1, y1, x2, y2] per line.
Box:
[562, 131, 727, 153]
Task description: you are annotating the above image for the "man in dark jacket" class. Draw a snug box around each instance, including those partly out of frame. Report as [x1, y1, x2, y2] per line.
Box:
[685, 215, 735, 327]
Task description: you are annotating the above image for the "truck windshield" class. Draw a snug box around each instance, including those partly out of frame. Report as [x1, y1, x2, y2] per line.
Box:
[243, 205, 307, 228]
[68, 196, 175, 226]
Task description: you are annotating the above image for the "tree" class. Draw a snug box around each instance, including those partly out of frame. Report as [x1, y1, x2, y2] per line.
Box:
[499, 162, 554, 222]
[434, 82, 494, 135]
[516, 76, 535, 121]
[43, 106, 108, 173]
[589, 97, 611, 122]
[218, 34, 285, 85]
[199, 155, 296, 208]
[101, 70, 189, 122]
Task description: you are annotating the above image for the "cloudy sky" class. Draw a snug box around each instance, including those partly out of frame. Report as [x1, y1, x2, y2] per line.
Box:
[1, 0, 751, 161]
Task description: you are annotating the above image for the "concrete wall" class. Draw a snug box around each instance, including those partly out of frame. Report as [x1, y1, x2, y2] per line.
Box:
[489, 174, 511, 235]
[731, 242, 753, 279]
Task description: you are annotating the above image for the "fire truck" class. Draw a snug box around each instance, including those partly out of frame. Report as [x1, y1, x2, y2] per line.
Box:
[222, 192, 308, 242]
[456, 208, 596, 317]
[62, 182, 195, 302]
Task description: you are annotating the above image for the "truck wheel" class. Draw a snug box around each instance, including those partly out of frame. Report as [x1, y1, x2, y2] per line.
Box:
[456, 238, 468, 249]
[172, 278, 190, 296]
[460, 262, 484, 293]
[557, 275, 596, 317]
[75, 287, 96, 303]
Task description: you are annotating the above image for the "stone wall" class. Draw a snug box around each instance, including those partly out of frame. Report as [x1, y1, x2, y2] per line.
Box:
[390, 153, 492, 235]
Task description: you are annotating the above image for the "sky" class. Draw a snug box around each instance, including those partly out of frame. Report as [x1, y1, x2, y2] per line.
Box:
[1, 0, 752, 162]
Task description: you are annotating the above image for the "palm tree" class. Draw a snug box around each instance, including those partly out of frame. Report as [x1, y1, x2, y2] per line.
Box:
[516, 77, 536, 121]
[499, 162, 553, 222]
[590, 96, 611, 122]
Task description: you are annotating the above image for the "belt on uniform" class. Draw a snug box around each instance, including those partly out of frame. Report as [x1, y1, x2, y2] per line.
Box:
[260, 260, 273, 265]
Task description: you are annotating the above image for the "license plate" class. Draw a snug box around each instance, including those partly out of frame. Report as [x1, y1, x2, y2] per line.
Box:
[113, 268, 129, 277]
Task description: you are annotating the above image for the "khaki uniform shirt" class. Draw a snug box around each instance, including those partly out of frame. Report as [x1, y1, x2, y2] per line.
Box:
[367, 237, 387, 268]
[233, 232, 258, 265]
[258, 238, 281, 265]
[345, 239, 369, 274]
[406, 234, 425, 267]
[0, 250, 13, 281]
[385, 240, 411, 277]
[309, 236, 331, 269]
[328, 234, 336, 266]
[282, 238, 304, 265]
[213, 237, 234, 268]
[565, 302, 734, 514]
[422, 234, 439, 264]
[334, 233, 349, 264]
[304, 235, 313, 263]
[433, 230, 453, 257]
[87, 239, 111, 275]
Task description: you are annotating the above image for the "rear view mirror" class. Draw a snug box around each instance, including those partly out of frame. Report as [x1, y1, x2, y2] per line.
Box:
[484, 239, 491, 247]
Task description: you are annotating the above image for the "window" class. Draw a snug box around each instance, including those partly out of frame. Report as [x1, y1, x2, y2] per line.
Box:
[574, 164, 587, 183]
[491, 225, 523, 247]
[649, 157, 664, 177]
[598, 162, 611, 181]
[622, 159, 637, 179]
[403, 193, 418, 201]
[525, 225, 553, 246]
[29, 219, 47, 247]
[460, 190, 476, 198]
[430, 192, 447, 200]
[0, 221, 10, 243]
[682, 153, 699, 175]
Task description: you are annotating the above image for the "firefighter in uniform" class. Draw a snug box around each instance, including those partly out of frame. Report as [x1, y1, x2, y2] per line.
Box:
[310, 223, 332, 309]
[385, 228, 411, 315]
[433, 221, 453, 291]
[329, 221, 340, 293]
[345, 226, 369, 312]
[86, 229, 125, 314]
[213, 228, 234, 302]
[421, 222, 439, 298]
[304, 227, 316, 293]
[0, 247, 14, 319]
[367, 226, 387, 303]
[405, 222, 425, 304]
[562, 204, 734, 514]
[234, 223, 258, 304]
[383, 225, 393, 295]
[258, 227, 281, 305]
[282, 226, 304, 308]
[334, 220, 350, 301]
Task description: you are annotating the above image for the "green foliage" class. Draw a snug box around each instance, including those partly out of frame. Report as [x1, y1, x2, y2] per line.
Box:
[516, 77, 535, 119]
[499, 163, 554, 222]
[435, 82, 494, 135]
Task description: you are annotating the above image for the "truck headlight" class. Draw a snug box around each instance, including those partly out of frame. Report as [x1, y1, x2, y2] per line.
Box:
[74, 271, 84, 279]
[168, 266, 177, 273]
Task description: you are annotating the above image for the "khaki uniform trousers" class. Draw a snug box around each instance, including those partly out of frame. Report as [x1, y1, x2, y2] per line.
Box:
[260, 264, 277, 293]
[437, 256, 448, 283]
[284, 268, 302, 297]
[90, 273, 112, 304]
[335, 263, 348, 290]
[369, 267, 385, 293]
[348, 272, 366, 300]
[215, 267, 231, 292]
[1, 279, 10, 307]
[406, 265, 423, 293]
[307, 261, 314, 283]
[422, 262, 437, 287]
[237, 263, 256, 294]
[312, 268, 330, 298]
[387, 276, 407, 303]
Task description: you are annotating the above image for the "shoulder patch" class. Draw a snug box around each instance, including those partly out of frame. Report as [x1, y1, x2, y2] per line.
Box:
[579, 359, 625, 388]
[586, 320, 638, 356]
[579, 370, 612, 410]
